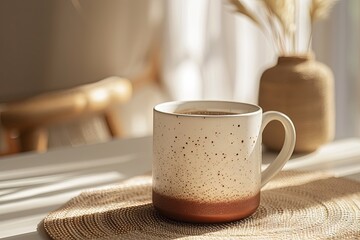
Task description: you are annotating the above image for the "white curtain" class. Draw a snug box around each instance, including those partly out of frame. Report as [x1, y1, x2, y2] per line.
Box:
[312, 0, 360, 138]
[162, 0, 275, 103]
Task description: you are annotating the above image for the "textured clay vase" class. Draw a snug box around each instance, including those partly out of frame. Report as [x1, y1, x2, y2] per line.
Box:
[258, 54, 335, 153]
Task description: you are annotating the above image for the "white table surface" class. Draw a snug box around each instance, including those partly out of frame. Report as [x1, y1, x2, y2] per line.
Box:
[1, 136, 360, 239]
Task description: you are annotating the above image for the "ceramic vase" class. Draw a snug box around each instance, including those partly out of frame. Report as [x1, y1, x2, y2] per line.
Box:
[258, 54, 335, 152]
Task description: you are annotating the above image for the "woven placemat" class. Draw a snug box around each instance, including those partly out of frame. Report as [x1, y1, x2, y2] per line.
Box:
[43, 171, 360, 239]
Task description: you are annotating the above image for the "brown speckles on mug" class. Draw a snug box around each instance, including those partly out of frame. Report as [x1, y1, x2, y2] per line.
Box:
[153, 110, 262, 205]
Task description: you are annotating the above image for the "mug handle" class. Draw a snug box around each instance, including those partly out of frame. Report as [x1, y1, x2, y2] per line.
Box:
[260, 111, 296, 187]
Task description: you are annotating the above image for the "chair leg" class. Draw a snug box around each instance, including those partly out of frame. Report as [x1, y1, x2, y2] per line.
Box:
[104, 111, 123, 138]
[0, 129, 20, 156]
[20, 128, 48, 152]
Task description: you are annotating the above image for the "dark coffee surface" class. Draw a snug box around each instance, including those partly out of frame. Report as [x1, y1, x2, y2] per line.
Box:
[152, 190, 260, 223]
[176, 111, 238, 115]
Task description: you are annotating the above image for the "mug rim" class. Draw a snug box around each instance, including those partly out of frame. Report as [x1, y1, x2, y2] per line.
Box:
[154, 100, 262, 118]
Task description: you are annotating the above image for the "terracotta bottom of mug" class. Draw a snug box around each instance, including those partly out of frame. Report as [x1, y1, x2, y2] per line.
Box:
[152, 190, 260, 223]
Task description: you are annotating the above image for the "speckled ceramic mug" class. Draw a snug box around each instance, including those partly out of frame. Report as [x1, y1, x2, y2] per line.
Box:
[153, 101, 296, 223]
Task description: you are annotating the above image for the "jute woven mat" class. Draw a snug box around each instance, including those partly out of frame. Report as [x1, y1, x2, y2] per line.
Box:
[43, 171, 360, 239]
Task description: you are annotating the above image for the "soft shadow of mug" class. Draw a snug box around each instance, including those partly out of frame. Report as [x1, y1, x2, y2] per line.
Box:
[152, 101, 296, 223]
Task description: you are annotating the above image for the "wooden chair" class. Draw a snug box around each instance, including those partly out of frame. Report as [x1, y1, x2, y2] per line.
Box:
[0, 76, 132, 155]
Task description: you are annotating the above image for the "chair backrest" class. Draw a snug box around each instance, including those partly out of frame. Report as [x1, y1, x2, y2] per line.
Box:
[0, 77, 132, 155]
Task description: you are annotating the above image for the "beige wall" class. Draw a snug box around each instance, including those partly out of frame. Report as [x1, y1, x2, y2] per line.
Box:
[0, 0, 163, 102]
[0, 0, 54, 102]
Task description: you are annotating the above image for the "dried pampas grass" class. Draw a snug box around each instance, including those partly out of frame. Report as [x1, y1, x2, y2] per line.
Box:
[307, 0, 338, 50]
[229, 0, 261, 27]
[228, 0, 338, 54]
[264, 0, 295, 34]
[310, 0, 338, 22]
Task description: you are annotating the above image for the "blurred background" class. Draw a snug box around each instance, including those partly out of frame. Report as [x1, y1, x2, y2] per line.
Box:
[0, 0, 359, 156]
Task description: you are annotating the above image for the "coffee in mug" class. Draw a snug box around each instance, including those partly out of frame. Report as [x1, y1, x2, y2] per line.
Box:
[153, 101, 296, 223]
